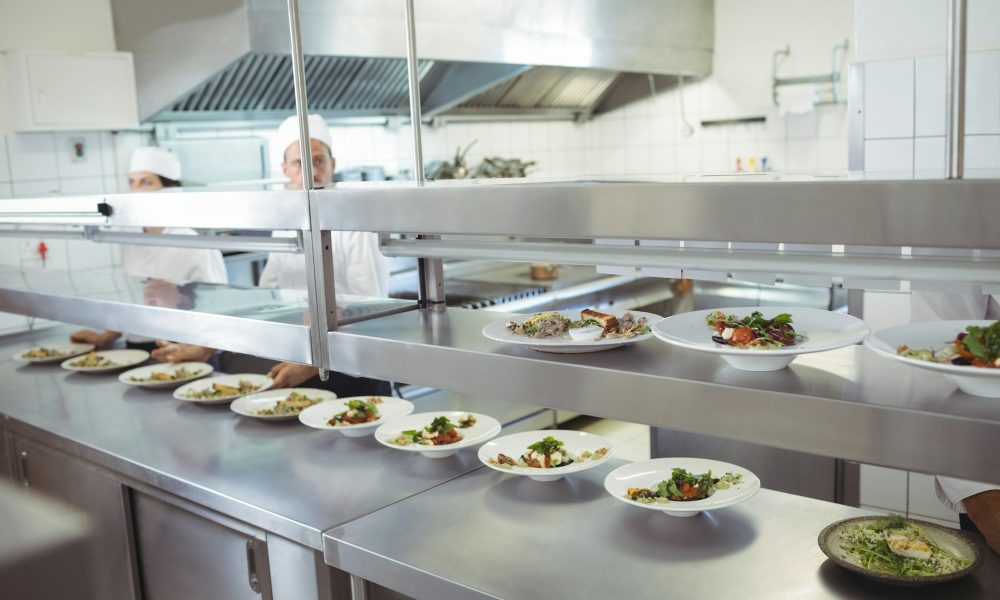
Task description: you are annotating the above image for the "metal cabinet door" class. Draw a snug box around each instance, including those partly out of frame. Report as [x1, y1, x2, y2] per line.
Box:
[132, 491, 271, 600]
[13, 436, 137, 600]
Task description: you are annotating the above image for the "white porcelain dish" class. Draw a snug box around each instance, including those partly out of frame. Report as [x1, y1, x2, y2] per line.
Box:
[119, 362, 213, 389]
[604, 457, 760, 517]
[230, 388, 336, 421]
[15, 342, 95, 363]
[478, 430, 613, 482]
[298, 396, 415, 437]
[652, 307, 870, 371]
[60, 349, 150, 373]
[173, 374, 274, 404]
[865, 320, 1000, 397]
[482, 309, 662, 354]
[374, 411, 501, 458]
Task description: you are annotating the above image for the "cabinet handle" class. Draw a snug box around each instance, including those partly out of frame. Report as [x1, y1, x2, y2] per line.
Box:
[245, 540, 261, 594]
[18, 450, 29, 487]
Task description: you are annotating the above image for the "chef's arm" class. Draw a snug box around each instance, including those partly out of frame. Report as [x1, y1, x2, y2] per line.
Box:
[151, 341, 215, 363]
[70, 329, 121, 349]
[965, 490, 1000, 555]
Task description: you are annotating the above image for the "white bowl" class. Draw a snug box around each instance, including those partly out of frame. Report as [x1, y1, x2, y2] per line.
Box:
[173, 374, 274, 404]
[230, 388, 337, 421]
[482, 309, 662, 354]
[653, 307, 870, 371]
[478, 430, 613, 482]
[374, 411, 501, 458]
[604, 457, 760, 517]
[298, 396, 415, 437]
[60, 349, 150, 373]
[14, 342, 95, 364]
[865, 320, 1000, 398]
[119, 362, 213, 389]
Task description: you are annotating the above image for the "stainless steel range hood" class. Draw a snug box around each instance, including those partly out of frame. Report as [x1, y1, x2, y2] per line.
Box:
[112, 0, 713, 123]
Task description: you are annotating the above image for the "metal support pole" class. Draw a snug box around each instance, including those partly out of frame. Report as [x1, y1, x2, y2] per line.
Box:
[403, 0, 446, 307]
[288, 0, 336, 378]
[945, 0, 967, 179]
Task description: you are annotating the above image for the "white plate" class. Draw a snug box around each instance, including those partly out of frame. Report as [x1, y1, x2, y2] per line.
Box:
[482, 309, 662, 353]
[14, 342, 95, 364]
[653, 307, 870, 371]
[865, 320, 1000, 397]
[60, 349, 150, 373]
[478, 430, 613, 482]
[174, 374, 274, 404]
[119, 362, 213, 389]
[230, 388, 337, 421]
[298, 396, 415, 437]
[374, 411, 501, 458]
[604, 458, 760, 517]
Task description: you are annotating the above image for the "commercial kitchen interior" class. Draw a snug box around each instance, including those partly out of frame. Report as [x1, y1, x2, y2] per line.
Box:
[0, 0, 999, 598]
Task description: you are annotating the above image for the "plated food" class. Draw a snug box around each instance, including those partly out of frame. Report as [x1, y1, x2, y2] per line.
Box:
[60, 349, 150, 373]
[119, 362, 212, 388]
[375, 411, 501, 458]
[298, 396, 414, 437]
[482, 308, 662, 353]
[229, 388, 337, 421]
[653, 307, 869, 371]
[865, 320, 1000, 397]
[174, 374, 273, 404]
[604, 458, 760, 517]
[15, 343, 94, 364]
[818, 515, 983, 585]
[479, 430, 613, 481]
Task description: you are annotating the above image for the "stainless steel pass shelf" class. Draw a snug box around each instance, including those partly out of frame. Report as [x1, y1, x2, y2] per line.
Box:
[323, 459, 1000, 600]
[328, 308, 1000, 483]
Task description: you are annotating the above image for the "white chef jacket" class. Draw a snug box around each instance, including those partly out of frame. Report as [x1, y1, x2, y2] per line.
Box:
[910, 289, 1000, 513]
[258, 230, 390, 297]
[121, 228, 228, 285]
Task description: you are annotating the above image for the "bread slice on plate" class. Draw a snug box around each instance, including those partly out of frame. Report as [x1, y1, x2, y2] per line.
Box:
[581, 309, 618, 334]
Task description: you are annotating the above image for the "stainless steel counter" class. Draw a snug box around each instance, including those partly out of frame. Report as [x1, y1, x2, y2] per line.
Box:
[328, 308, 1000, 483]
[323, 459, 1000, 600]
[0, 328, 481, 550]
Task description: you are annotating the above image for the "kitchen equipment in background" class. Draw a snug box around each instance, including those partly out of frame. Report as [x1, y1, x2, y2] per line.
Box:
[336, 166, 386, 182]
[160, 138, 267, 185]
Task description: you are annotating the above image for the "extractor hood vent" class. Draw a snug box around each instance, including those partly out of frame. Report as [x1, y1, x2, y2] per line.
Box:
[458, 67, 618, 111]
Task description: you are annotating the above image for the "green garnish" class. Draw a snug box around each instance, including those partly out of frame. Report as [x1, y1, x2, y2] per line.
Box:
[962, 322, 1000, 362]
[527, 436, 564, 455]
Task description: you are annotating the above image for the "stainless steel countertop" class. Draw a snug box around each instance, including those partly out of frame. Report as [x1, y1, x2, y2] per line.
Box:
[0, 328, 482, 550]
[329, 308, 1000, 483]
[323, 459, 1000, 600]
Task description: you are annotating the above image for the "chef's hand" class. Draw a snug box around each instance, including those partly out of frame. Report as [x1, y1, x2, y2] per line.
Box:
[70, 329, 121, 349]
[267, 362, 319, 388]
[965, 490, 1000, 555]
[151, 341, 215, 363]
[143, 279, 192, 309]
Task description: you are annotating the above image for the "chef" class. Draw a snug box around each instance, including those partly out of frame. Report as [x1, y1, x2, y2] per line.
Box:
[912, 288, 1000, 555]
[155, 116, 391, 395]
[70, 147, 228, 350]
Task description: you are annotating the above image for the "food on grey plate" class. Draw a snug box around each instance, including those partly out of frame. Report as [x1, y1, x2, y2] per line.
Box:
[487, 435, 608, 469]
[327, 397, 383, 426]
[68, 352, 118, 369]
[130, 366, 203, 383]
[897, 321, 1000, 368]
[838, 515, 970, 576]
[22, 347, 74, 359]
[183, 380, 262, 399]
[390, 415, 469, 446]
[256, 391, 322, 416]
[505, 309, 651, 340]
[458, 414, 476, 428]
[705, 310, 805, 349]
[625, 468, 743, 504]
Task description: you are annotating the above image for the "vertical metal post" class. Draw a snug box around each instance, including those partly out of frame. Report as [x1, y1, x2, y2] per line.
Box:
[945, 0, 967, 179]
[403, 0, 446, 307]
[288, 0, 337, 378]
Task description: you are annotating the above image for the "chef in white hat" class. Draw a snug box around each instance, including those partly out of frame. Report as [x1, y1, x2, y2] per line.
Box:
[70, 146, 228, 350]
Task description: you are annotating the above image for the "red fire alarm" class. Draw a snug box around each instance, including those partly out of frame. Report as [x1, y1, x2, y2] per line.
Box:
[37, 241, 48, 266]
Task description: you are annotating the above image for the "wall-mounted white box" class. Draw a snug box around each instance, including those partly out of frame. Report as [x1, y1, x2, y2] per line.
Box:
[6, 50, 139, 132]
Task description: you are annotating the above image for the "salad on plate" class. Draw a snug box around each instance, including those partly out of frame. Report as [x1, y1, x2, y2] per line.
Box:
[897, 321, 1000, 369]
[506, 309, 651, 341]
[327, 397, 383, 426]
[625, 467, 744, 505]
[837, 515, 972, 577]
[705, 310, 805, 349]
[256, 391, 323, 416]
[487, 435, 607, 469]
[389, 415, 475, 447]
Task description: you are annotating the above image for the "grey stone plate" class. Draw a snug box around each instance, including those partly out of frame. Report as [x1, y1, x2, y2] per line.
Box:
[818, 516, 985, 586]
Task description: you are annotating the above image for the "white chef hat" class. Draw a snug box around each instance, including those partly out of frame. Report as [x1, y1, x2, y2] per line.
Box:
[129, 146, 182, 182]
[275, 114, 333, 160]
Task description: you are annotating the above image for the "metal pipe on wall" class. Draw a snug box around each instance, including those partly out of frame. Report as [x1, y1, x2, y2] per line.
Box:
[945, 0, 967, 179]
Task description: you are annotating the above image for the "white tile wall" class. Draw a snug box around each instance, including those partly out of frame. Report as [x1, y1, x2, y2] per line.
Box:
[864, 139, 914, 173]
[965, 50, 1000, 135]
[7, 132, 58, 181]
[914, 55, 945, 137]
[908, 473, 960, 523]
[864, 59, 915, 139]
[859, 464, 909, 512]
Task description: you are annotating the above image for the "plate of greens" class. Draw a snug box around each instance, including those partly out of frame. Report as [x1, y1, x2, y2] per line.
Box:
[375, 411, 501, 458]
[120, 362, 213, 388]
[478, 430, 613, 482]
[482, 308, 661, 353]
[818, 515, 984, 585]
